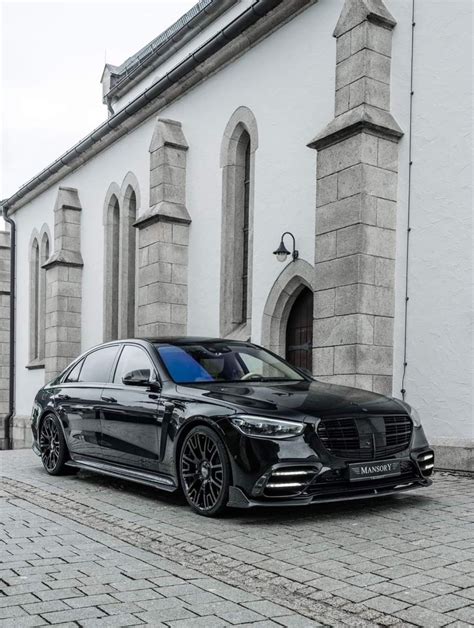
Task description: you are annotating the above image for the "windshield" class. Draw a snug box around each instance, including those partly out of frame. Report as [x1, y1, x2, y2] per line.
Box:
[155, 342, 306, 384]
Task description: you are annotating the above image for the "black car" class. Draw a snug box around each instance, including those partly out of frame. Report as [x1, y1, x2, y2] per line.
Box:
[31, 338, 434, 516]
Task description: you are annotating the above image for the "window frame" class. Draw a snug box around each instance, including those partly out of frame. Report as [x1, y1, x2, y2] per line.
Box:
[111, 342, 157, 387]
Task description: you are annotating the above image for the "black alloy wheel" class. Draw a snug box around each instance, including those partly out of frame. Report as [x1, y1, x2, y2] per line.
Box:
[39, 415, 70, 475]
[179, 426, 230, 516]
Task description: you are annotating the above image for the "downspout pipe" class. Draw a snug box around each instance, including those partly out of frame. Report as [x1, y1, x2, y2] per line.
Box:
[2, 205, 15, 450]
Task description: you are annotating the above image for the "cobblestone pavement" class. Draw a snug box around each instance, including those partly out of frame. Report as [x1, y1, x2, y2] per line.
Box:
[0, 450, 473, 628]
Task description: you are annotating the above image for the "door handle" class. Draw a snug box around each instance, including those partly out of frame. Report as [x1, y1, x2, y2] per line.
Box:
[102, 395, 117, 403]
[56, 394, 71, 401]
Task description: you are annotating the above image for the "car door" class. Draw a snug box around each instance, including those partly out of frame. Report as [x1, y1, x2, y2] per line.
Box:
[55, 345, 120, 460]
[99, 343, 163, 471]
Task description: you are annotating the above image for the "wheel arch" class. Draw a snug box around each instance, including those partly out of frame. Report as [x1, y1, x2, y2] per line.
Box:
[174, 417, 233, 489]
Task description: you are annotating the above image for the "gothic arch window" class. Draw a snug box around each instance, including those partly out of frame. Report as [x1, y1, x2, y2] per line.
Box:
[30, 236, 40, 361]
[220, 107, 258, 338]
[104, 191, 120, 341]
[122, 185, 137, 337]
[103, 175, 140, 341]
[38, 229, 50, 361]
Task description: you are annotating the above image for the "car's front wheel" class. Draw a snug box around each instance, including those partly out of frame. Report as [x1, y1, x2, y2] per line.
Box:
[39, 414, 71, 475]
[179, 425, 230, 517]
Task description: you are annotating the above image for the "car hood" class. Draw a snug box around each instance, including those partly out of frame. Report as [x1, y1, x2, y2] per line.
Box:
[175, 379, 407, 420]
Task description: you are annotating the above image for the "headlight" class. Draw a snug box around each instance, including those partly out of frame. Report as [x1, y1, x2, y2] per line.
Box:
[230, 415, 305, 439]
[396, 400, 422, 427]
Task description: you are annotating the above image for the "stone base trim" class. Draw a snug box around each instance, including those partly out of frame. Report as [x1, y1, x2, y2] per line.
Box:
[431, 440, 474, 473]
[0, 415, 32, 450]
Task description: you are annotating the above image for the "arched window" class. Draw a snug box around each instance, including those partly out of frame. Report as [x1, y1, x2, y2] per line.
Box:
[220, 107, 258, 338]
[103, 177, 140, 341]
[122, 186, 137, 338]
[29, 237, 40, 361]
[38, 231, 50, 361]
[104, 193, 120, 341]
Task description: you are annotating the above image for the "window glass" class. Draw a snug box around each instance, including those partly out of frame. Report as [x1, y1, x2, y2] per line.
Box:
[79, 346, 119, 383]
[155, 343, 305, 384]
[65, 359, 83, 383]
[114, 345, 154, 384]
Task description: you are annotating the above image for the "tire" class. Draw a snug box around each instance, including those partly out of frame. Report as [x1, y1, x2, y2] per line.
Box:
[179, 425, 231, 517]
[39, 414, 71, 476]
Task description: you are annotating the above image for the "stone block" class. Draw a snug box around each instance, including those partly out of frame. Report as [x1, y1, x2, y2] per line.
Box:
[377, 138, 398, 172]
[147, 282, 187, 305]
[150, 164, 186, 188]
[138, 262, 172, 288]
[374, 316, 394, 346]
[351, 21, 392, 57]
[337, 164, 363, 199]
[375, 257, 395, 287]
[356, 345, 392, 375]
[172, 224, 189, 246]
[336, 224, 395, 258]
[316, 194, 375, 235]
[335, 85, 350, 116]
[349, 77, 390, 110]
[335, 283, 393, 317]
[138, 222, 173, 249]
[314, 314, 360, 347]
[373, 375, 392, 395]
[313, 347, 334, 376]
[138, 302, 171, 326]
[314, 288, 336, 318]
[150, 146, 186, 170]
[171, 304, 187, 325]
[355, 374, 373, 391]
[316, 174, 338, 206]
[336, 30, 351, 63]
[150, 183, 185, 206]
[376, 198, 396, 229]
[334, 344, 356, 374]
[171, 264, 188, 286]
[364, 164, 398, 200]
[315, 254, 375, 291]
[317, 133, 377, 179]
[336, 49, 390, 91]
[315, 232, 337, 262]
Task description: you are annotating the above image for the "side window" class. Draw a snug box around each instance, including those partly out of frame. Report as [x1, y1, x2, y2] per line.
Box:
[65, 359, 84, 383]
[114, 345, 155, 384]
[79, 346, 119, 383]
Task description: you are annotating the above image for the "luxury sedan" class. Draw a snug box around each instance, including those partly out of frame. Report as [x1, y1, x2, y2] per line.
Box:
[31, 338, 434, 516]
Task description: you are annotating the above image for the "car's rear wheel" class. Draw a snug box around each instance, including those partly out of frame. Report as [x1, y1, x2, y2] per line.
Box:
[179, 425, 230, 517]
[39, 415, 71, 475]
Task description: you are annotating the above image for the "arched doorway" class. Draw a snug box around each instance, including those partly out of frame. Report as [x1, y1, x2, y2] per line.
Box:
[285, 287, 313, 371]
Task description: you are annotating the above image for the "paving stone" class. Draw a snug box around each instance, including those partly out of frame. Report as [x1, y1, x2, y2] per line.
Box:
[395, 605, 455, 627]
[1, 451, 473, 628]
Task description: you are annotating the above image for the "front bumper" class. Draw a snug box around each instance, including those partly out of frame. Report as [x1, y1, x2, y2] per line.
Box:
[222, 419, 434, 508]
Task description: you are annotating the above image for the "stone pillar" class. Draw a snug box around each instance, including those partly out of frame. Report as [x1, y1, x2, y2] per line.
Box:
[134, 118, 191, 337]
[0, 229, 11, 449]
[308, 0, 403, 395]
[44, 187, 83, 382]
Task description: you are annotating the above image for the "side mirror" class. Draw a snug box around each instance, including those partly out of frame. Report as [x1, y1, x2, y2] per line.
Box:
[122, 369, 159, 388]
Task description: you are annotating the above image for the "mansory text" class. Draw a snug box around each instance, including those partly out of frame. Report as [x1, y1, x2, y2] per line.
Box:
[31, 338, 434, 516]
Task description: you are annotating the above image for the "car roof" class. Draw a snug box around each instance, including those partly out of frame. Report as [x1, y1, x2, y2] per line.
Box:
[145, 337, 246, 346]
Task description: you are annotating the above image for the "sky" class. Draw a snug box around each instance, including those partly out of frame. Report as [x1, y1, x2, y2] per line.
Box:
[0, 0, 196, 202]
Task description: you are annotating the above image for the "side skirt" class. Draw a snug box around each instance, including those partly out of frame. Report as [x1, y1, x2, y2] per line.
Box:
[66, 456, 178, 492]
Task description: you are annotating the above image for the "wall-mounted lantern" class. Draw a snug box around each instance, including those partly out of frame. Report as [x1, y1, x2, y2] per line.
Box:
[273, 232, 299, 263]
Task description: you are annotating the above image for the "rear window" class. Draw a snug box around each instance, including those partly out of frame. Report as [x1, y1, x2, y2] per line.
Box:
[79, 346, 119, 383]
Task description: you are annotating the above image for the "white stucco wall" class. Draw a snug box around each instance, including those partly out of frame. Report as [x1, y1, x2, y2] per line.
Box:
[391, 0, 473, 444]
[11, 0, 473, 453]
[12, 0, 343, 416]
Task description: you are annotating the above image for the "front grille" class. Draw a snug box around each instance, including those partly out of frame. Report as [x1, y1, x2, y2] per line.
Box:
[317, 415, 413, 461]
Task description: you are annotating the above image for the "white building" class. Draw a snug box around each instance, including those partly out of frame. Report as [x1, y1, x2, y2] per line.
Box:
[1, 0, 472, 470]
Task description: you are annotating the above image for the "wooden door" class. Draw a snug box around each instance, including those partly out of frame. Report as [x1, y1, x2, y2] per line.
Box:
[285, 288, 313, 371]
